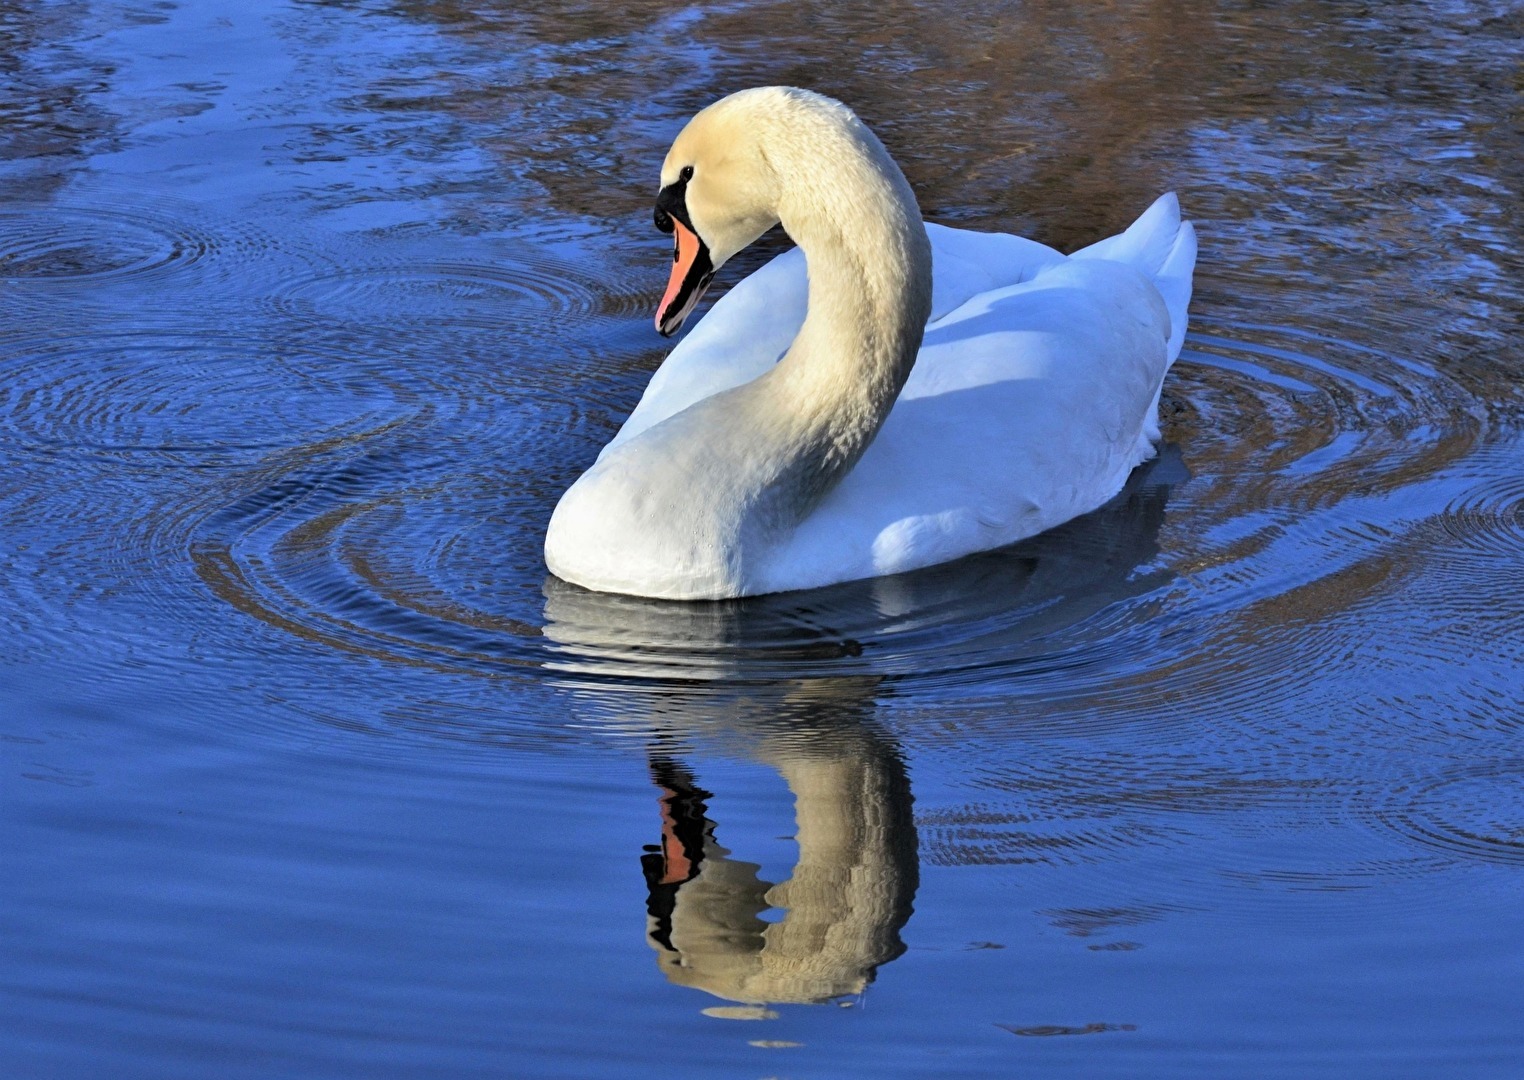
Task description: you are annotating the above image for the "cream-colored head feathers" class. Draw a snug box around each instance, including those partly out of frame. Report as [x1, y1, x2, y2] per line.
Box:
[660, 87, 917, 272]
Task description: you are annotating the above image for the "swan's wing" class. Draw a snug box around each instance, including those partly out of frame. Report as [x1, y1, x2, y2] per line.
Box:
[755, 258, 1171, 594]
[604, 225, 1067, 454]
[922, 222, 1065, 322]
[603, 247, 807, 456]
[1070, 192, 1197, 366]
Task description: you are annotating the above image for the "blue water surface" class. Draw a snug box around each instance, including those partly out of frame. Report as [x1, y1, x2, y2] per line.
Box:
[4, 0, 1523, 1076]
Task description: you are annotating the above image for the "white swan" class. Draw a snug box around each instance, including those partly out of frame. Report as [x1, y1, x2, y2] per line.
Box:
[545, 87, 1196, 600]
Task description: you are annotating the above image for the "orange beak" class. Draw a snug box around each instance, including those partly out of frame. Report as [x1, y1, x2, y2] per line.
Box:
[655, 219, 714, 337]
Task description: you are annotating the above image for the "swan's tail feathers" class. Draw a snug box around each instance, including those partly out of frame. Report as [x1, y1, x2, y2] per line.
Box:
[1155, 217, 1197, 366]
[1073, 192, 1197, 366]
[1071, 192, 1181, 272]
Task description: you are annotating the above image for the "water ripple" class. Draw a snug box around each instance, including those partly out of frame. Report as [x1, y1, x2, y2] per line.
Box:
[0, 198, 307, 311]
[1433, 465, 1524, 563]
[4, 252, 1520, 766]
[159, 316, 1517, 726]
[264, 252, 648, 334]
[0, 205, 214, 284]
[1373, 761, 1524, 867]
[0, 327, 410, 465]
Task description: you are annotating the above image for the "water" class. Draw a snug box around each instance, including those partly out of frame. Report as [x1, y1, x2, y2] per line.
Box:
[4, 0, 1523, 1075]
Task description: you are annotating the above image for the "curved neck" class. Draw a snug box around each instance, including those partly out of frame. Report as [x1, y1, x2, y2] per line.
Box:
[756, 125, 932, 518]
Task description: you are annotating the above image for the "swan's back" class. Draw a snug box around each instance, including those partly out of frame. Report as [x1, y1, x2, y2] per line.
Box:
[756, 194, 1197, 594]
[610, 194, 1194, 462]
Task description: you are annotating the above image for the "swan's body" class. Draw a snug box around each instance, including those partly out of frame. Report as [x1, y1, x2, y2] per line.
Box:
[545, 87, 1196, 599]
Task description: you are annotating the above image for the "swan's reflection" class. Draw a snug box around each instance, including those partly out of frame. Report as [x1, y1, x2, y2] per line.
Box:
[636, 686, 915, 1005]
[540, 448, 1182, 1006]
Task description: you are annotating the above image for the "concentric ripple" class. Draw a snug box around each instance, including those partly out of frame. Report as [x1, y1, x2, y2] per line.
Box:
[1373, 762, 1524, 867]
[265, 250, 648, 336]
[184, 439, 1184, 685]
[0, 200, 308, 310]
[1, 200, 1515, 762]
[0, 327, 411, 465]
[179, 313, 1517, 716]
[1432, 465, 1524, 563]
[0, 206, 212, 283]
[184, 398, 575, 672]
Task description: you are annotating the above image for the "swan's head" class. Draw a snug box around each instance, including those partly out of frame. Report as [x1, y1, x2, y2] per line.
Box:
[653, 87, 850, 336]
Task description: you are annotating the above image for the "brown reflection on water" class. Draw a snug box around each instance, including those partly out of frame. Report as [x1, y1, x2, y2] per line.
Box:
[366, 0, 1523, 405]
[380, 0, 1223, 234]
[0, 2, 122, 201]
[375, 2, 1521, 232]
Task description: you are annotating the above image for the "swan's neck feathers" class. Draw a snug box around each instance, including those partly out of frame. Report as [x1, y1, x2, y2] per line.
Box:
[749, 109, 932, 525]
[667, 107, 926, 536]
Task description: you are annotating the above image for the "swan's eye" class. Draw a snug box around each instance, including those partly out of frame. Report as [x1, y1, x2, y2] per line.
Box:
[680, 165, 694, 182]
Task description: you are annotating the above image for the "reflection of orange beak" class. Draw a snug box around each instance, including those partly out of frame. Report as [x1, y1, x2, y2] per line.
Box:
[655, 219, 714, 337]
[656, 784, 696, 885]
